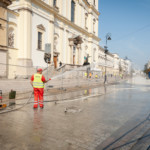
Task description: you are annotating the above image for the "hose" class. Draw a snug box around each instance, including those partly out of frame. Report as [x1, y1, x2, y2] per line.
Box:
[111, 133, 150, 150]
[0, 92, 33, 114]
[102, 113, 150, 150]
[147, 145, 150, 150]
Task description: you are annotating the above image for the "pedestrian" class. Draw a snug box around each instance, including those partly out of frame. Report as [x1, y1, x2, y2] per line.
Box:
[84, 72, 87, 78]
[59, 61, 62, 67]
[95, 74, 98, 78]
[104, 74, 107, 84]
[30, 68, 50, 109]
[89, 72, 92, 78]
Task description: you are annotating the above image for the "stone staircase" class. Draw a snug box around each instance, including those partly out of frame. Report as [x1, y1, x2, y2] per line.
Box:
[43, 63, 88, 80]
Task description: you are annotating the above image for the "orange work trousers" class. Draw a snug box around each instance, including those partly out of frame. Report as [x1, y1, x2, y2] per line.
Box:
[33, 88, 44, 108]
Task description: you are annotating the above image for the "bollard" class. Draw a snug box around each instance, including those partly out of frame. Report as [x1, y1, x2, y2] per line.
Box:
[0, 90, 2, 103]
[9, 90, 16, 106]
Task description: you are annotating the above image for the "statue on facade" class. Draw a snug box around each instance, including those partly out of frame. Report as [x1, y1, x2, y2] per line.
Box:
[83, 54, 90, 66]
[8, 32, 14, 47]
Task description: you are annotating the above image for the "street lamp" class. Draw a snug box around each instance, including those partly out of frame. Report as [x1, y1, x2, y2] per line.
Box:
[105, 33, 111, 46]
[104, 33, 111, 84]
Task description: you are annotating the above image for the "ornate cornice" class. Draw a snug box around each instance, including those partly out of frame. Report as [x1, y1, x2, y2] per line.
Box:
[66, 30, 69, 33]
[82, 0, 100, 16]
[0, 0, 12, 7]
[17, 7, 33, 13]
[89, 5, 100, 16]
[8, 21, 17, 26]
[0, 18, 8, 22]
[0, 45, 8, 51]
[59, 26, 64, 30]
[7, 9, 19, 16]
[32, 0, 59, 15]
[37, 24, 45, 31]
[49, 20, 54, 24]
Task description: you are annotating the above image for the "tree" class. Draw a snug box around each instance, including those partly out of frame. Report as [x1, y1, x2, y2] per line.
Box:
[124, 56, 128, 60]
[143, 63, 149, 74]
[119, 61, 122, 73]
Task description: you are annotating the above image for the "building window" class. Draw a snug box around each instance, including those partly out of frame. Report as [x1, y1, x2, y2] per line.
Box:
[85, 13, 88, 29]
[93, 19, 96, 34]
[37, 24, 45, 50]
[54, 33, 59, 52]
[93, 49, 96, 62]
[53, 0, 56, 6]
[71, 0, 75, 22]
[93, 0, 95, 5]
[38, 32, 42, 50]
[73, 46, 76, 54]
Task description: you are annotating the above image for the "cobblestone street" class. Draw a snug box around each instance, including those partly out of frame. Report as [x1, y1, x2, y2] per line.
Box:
[1, 76, 150, 150]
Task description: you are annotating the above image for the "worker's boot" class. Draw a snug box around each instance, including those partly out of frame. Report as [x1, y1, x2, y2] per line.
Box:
[39, 104, 44, 108]
[33, 101, 38, 109]
[33, 105, 38, 109]
[39, 100, 44, 108]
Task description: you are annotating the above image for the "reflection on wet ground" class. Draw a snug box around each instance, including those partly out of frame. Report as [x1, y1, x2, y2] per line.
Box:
[44, 84, 114, 103]
[1, 76, 150, 150]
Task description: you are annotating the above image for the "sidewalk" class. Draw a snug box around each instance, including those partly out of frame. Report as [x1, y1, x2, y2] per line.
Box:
[0, 76, 121, 93]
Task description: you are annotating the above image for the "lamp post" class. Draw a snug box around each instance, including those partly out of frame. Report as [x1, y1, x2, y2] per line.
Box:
[104, 33, 111, 84]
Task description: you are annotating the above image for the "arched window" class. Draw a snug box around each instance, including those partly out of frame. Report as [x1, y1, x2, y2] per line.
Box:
[54, 33, 59, 52]
[71, 0, 75, 22]
[85, 13, 88, 29]
[8, 28, 15, 48]
[93, 49, 96, 62]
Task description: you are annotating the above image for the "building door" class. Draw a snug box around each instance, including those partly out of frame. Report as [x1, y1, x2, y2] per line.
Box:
[73, 55, 75, 65]
[53, 56, 57, 68]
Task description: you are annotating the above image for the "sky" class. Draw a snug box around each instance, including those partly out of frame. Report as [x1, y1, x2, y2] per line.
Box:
[98, 0, 150, 70]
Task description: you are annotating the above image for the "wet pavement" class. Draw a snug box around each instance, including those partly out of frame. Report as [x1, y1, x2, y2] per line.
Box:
[1, 76, 150, 150]
[0, 75, 119, 94]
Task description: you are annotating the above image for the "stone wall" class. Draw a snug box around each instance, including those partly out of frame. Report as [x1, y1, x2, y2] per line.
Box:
[0, 50, 7, 78]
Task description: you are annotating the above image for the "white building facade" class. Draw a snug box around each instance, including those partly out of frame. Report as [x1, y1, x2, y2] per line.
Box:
[7, 0, 100, 78]
[3, 0, 132, 79]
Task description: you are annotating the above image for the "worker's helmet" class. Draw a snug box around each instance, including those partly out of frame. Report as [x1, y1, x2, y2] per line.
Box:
[37, 68, 43, 72]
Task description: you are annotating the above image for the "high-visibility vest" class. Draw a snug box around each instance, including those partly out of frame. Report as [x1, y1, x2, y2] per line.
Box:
[33, 73, 44, 88]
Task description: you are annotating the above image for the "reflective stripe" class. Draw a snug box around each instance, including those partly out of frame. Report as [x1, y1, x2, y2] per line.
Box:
[33, 73, 44, 88]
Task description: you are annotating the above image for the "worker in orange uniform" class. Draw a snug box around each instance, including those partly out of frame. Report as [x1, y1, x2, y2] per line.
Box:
[30, 68, 51, 108]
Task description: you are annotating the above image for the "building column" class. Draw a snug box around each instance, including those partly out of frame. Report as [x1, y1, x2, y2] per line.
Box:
[17, 1, 32, 76]
[77, 44, 81, 65]
[62, 29, 66, 63]
[69, 41, 74, 64]
[49, 16, 55, 65]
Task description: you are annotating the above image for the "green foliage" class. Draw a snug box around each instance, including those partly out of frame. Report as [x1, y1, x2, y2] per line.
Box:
[143, 63, 150, 74]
